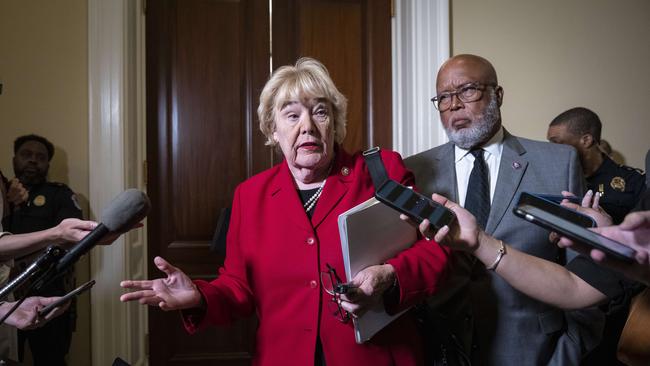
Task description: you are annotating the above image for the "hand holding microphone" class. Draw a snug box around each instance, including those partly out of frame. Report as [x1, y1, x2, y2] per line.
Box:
[55, 189, 150, 274]
[0, 189, 150, 327]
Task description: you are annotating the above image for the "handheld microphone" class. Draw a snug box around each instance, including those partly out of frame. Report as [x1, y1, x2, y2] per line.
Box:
[0, 246, 65, 301]
[54, 189, 150, 274]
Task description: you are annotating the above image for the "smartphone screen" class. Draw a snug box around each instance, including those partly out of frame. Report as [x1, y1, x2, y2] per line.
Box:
[376, 180, 455, 230]
[535, 194, 581, 205]
[514, 204, 635, 261]
[518, 192, 596, 228]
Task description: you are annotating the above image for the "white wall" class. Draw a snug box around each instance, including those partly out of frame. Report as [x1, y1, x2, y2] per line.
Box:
[0, 1, 91, 365]
[451, 0, 650, 169]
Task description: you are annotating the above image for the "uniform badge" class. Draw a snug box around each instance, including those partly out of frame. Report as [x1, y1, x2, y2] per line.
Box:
[71, 194, 82, 211]
[33, 195, 46, 207]
[610, 177, 626, 192]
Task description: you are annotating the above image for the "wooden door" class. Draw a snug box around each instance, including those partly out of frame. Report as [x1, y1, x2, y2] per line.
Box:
[146, 0, 269, 365]
[146, 0, 392, 364]
[273, 0, 393, 151]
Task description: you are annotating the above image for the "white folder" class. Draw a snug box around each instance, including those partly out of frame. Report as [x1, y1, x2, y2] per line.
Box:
[338, 197, 418, 343]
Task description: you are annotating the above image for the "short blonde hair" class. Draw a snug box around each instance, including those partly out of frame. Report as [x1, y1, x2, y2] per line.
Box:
[258, 58, 348, 146]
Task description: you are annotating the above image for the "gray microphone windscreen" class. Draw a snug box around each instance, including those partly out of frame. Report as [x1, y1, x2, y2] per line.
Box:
[100, 189, 151, 232]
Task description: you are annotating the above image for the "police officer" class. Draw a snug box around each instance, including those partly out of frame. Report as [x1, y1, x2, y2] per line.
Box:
[2, 134, 82, 366]
[547, 107, 646, 366]
[547, 107, 646, 224]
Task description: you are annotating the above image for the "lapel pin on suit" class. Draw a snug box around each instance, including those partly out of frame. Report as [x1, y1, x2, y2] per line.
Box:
[512, 161, 522, 170]
[340, 167, 350, 176]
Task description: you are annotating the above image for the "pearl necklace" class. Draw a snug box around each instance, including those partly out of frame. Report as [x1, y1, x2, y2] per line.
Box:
[303, 180, 327, 212]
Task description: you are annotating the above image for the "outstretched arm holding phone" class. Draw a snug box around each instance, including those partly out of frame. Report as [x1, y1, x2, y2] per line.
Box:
[1, 296, 70, 330]
[559, 210, 650, 286]
[418, 193, 609, 309]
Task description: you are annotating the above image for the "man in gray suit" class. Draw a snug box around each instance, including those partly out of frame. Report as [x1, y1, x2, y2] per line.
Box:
[405, 54, 604, 365]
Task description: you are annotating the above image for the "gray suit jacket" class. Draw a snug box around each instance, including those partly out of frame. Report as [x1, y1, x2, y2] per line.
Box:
[405, 130, 605, 366]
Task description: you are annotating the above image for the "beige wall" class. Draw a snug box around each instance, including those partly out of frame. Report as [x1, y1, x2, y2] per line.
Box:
[452, 0, 650, 170]
[0, 1, 91, 365]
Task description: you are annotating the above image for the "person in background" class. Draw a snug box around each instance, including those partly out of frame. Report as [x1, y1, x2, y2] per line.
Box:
[547, 107, 645, 224]
[120, 58, 450, 366]
[405, 54, 604, 365]
[0, 170, 96, 361]
[2, 134, 82, 366]
[547, 108, 646, 365]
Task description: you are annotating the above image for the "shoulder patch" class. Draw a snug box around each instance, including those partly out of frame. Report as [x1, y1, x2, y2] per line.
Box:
[610, 176, 626, 192]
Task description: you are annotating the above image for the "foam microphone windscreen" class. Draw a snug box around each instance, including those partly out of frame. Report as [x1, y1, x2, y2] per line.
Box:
[100, 189, 151, 232]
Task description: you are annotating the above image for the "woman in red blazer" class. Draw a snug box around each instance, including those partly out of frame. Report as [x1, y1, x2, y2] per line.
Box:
[120, 58, 450, 366]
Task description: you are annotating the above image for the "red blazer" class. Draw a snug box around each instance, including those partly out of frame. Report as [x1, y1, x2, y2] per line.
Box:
[183, 149, 450, 366]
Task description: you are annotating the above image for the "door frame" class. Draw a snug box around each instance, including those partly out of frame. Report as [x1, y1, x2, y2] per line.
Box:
[88, 0, 147, 365]
[87, 0, 449, 364]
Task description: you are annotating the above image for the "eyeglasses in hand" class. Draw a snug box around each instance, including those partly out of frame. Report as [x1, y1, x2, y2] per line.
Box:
[320, 263, 352, 323]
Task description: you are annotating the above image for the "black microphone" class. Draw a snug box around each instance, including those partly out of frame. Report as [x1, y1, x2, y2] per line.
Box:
[54, 189, 150, 274]
[0, 246, 65, 301]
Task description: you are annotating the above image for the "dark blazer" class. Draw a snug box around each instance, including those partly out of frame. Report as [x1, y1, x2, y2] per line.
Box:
[184, 148, 450, 366]
[405, 130, 605, 365]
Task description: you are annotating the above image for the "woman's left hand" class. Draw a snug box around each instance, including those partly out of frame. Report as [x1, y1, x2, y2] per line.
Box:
[338, 264, 396, 318]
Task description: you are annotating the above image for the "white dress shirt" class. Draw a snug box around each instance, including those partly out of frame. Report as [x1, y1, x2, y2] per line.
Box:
[455, 127, 504, 207]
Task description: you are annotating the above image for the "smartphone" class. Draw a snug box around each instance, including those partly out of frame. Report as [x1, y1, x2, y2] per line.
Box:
[517, 192, 596, 228]
[375, 179, 455, 230]
[513, 204, 635, 262]
[534, 194, 581, 205]
[38, 279, 96, 317]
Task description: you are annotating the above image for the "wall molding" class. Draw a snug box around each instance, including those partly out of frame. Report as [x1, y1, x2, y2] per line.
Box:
[88, 0, 147, 365]
[392, 0, 450, 157]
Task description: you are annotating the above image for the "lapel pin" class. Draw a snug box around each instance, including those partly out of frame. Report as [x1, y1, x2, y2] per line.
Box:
[341, 167, 350, 176]
[512, 161, 521, 170]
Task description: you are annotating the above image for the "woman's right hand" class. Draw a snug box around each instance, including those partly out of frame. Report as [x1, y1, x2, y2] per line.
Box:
[120, 256, 203, 311]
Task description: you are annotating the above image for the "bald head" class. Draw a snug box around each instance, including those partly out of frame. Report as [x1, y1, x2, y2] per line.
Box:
[437, 54, 498, 91]
[434, 54, 503, 149]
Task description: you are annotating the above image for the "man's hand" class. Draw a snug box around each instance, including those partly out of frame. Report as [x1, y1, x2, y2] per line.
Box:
[2, 296, 71, 330]
[120, 256, 203, 311]
[6, 178, 28, 207]
[339, 264, 395, 318]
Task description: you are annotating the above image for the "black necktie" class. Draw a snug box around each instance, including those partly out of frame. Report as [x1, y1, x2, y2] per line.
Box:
[465, 149, 491, 229]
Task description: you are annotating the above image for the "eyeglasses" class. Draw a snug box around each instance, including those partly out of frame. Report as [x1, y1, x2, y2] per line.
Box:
[320, 263, 351, 323]
[431, 83, 497, 112]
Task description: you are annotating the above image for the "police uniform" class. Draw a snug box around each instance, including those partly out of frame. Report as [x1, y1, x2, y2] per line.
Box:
[587, 154, 646, 224]
[2, 181, 82, 366]
[581, 154, 646, 366]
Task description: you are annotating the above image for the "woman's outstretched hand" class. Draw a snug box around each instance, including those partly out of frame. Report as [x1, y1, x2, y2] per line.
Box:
[120, 256, 203, 311]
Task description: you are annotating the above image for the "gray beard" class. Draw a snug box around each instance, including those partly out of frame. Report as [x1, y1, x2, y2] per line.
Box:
[444, 95, 501, 149]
